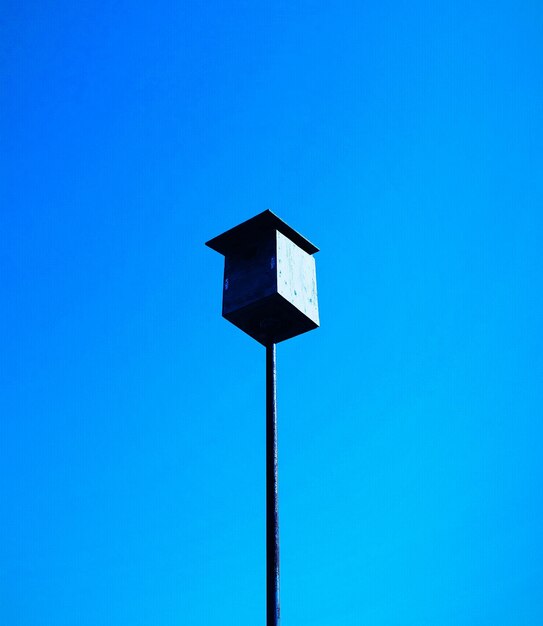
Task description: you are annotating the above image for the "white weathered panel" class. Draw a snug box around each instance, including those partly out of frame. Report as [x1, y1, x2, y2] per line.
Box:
[276, 230, 319, 326]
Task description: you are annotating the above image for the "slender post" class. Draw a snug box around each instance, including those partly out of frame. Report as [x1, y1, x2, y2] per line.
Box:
[266, 343, 280, 626]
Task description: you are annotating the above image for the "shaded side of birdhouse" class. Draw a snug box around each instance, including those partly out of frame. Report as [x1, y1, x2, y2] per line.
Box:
[222, 235, 276, 318]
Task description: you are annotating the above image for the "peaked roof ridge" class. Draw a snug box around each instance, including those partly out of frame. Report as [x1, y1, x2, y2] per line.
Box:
[205, 209, 319, 256]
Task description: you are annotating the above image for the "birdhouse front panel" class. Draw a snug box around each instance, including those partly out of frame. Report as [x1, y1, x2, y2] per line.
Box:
[276, 230, 319, 327]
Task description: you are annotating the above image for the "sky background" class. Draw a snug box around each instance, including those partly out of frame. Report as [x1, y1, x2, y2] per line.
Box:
[1, 1, 542, 625]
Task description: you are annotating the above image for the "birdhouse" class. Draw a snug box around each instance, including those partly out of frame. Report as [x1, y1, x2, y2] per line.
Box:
[206, 210, 320, 345]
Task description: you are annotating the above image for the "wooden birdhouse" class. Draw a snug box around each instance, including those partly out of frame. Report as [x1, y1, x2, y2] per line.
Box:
[206, 210, 320, 345]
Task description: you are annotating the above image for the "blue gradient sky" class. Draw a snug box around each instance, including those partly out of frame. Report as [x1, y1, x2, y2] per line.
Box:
[1, 2, 542, 624]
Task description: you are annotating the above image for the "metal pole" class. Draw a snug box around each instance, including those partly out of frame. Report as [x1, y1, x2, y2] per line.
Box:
[266, 343, 280, 626]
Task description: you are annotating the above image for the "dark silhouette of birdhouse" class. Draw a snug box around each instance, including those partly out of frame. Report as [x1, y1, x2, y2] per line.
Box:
[206, 210, 319, 345]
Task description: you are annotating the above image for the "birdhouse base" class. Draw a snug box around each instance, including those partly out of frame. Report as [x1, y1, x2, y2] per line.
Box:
[224, 292, 318, 345]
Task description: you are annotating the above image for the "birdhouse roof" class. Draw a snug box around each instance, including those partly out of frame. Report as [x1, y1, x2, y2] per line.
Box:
[205, 210, 319, 256]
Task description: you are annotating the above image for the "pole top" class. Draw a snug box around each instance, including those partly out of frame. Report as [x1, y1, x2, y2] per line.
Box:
[205, 209, 319, 257]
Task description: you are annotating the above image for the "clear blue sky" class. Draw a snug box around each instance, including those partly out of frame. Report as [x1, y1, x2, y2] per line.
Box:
[1, 1, 542, 624]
